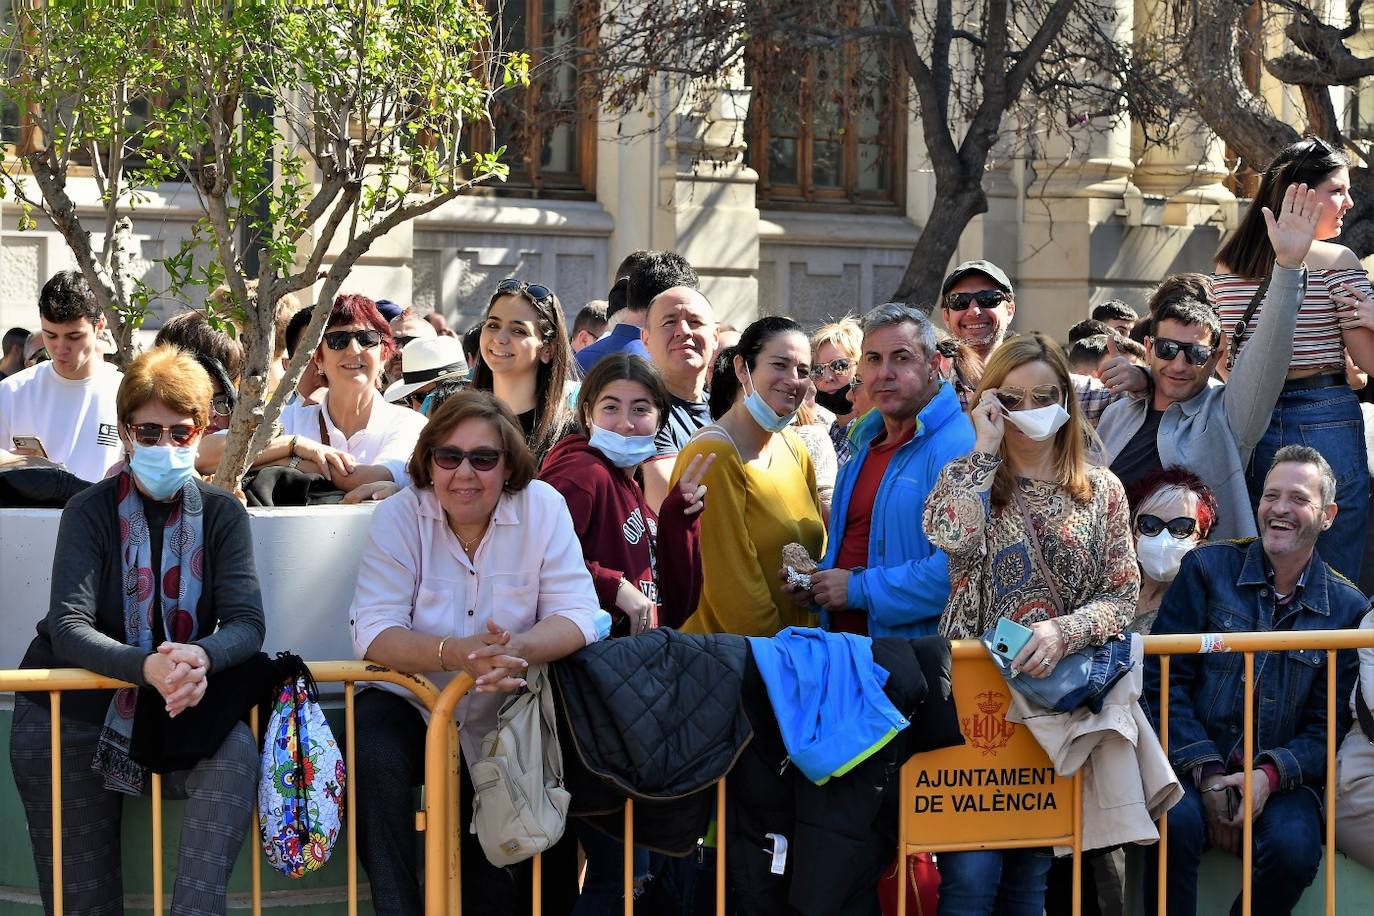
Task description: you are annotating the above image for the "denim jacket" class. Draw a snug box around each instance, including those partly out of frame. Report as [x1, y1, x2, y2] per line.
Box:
[1142, 539, 1366, 790]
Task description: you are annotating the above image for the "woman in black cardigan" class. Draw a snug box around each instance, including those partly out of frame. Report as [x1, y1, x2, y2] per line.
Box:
[9, 345, 266, 916]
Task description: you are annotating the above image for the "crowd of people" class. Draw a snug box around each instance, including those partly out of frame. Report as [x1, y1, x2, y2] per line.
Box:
[4, 136, 1374, 916]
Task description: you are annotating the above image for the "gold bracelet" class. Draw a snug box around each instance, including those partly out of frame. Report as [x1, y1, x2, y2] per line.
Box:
[437, 635, 452, 672]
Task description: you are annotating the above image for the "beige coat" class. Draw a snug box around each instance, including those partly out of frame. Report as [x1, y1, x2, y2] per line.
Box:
[1006, 637, 1182, 854]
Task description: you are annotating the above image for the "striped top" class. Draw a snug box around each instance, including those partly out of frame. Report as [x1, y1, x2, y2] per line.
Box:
[1213, 268, 1374, 372]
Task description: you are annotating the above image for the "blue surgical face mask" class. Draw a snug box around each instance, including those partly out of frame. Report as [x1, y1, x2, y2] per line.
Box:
[744, 365, 799, 433]
[419, 392, 436, 416]
[129, 443, 198, 500]
[588, 423, 658, 468]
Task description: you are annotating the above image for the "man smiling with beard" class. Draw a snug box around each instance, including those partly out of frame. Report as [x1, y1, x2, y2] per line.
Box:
[1142, 446, 1366, 916]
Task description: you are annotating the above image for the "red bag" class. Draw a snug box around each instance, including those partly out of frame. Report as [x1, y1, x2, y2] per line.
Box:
[878, 852, 940, 916]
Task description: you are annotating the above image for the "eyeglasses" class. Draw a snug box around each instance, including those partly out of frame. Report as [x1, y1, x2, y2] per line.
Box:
[1151, 337, 1213, 366]
[127, 422, 201, 447]
[211, 394, 232, 417]
[944, 290, 1009, 312]
[431, 446, 503, 471]
[1136, 514, 1198, 538]
[809, 357, 854, 380]
[994, 385, 1063, 411]
[323, 329, 385, 351]
[496, 278, 555, 307]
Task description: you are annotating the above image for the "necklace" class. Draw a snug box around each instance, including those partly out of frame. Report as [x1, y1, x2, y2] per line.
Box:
[455, 522, 488, 555]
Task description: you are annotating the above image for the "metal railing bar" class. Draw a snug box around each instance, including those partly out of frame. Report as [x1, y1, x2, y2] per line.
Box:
[1242, 652, 1254, 915]
[346, 682, 358, 916]
[250, 705, 262, 916]
[1157, 654, 1170, 916]
[623, 798, 634, 916]
[716, 779, 726, 914]
[152, 771, 164, 915]
[1072, 772, 1082, 916]
[1325, 649, 1337, 916]
[49, 690, 62, 916]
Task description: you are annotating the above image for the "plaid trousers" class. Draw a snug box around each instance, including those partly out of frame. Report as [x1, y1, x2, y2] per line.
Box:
[9, 694, 258, 916]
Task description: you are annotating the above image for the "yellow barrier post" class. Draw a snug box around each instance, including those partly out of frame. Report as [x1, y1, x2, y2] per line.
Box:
[1, 663, 438, 916]
[1326, 649, 1337, 915]
[423, 672, 474, 916]
[249, 705, 262, 916]
[1156, 654, 1170, 916]
[623, 799, 634, 916]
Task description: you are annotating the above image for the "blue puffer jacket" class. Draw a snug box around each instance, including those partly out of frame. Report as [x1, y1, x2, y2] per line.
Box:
[820, 380, 974, 637]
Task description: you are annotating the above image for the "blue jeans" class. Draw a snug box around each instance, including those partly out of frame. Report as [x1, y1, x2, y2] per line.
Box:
[572, 819, 650, 916]
[1144, 778, 1322, 915]
[1246, 382, 1368, 582]
[935, 848, 1052, 915]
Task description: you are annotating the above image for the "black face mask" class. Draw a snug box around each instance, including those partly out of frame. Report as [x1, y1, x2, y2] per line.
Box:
[814, 386, 854, 415]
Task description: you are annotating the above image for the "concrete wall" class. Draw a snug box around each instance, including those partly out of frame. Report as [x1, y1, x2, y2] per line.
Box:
[0, 505, 378, 670]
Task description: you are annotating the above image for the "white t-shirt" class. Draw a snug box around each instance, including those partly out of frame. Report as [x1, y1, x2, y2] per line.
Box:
[279, 390, 427, 486]
[0, 362, 123, 482]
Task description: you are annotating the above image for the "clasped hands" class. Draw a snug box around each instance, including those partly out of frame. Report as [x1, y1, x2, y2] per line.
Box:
[142, 641, 211, 718]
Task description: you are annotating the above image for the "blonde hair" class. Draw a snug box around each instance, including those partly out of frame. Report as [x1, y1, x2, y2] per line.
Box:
[116, 345, 213, 428]
[810, 317, 862, 361]
[971, 333, 1093, 507]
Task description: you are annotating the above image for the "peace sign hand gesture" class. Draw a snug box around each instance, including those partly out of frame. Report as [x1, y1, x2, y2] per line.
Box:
[675, 452, 716, 516]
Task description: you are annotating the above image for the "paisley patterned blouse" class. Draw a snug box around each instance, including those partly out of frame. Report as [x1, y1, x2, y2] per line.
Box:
[923, 451, 1139, 652]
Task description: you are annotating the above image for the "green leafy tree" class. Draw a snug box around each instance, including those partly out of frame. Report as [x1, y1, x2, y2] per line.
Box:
[1, 0, 524, 489]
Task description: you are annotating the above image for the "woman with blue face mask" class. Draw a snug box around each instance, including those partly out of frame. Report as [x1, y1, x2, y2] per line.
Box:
[671, 316, 826, 636]
[10, 345, 266, 914]
[538, 354, 711, 915]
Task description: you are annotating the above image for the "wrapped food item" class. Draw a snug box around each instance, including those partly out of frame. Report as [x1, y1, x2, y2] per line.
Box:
[782, 542, 817, 590]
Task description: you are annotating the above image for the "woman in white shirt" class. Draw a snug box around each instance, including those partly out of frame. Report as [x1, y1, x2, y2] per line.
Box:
[349, 389, 603, 915]
[277, 293, 426, 495]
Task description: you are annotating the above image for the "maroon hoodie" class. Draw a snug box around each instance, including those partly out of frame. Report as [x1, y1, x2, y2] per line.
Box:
[540, 433, 702, 635]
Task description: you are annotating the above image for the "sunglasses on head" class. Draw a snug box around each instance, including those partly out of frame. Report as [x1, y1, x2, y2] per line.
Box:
[1136, 514, 1198, 538]
[809, 357, 853, 380]
[323, 329, 385, 351]
[127, 422, 200, 447]
[1151, 337, 1213, 366]
[431, 446, 503, 472]
[994, 385, 1063, 411]
[497, 278, 555, 307]
[944, 290, 1008, 312]
[1282, 137, 1333, 180]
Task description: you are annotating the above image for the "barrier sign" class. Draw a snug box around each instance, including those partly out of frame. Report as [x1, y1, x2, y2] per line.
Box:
[901, 654, 1074, 849]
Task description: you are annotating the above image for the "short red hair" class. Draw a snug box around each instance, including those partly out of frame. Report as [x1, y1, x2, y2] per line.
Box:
[316, 293, 396, 362]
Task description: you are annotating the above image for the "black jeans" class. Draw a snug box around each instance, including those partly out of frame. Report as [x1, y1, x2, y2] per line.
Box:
[353, 688, 578, 916]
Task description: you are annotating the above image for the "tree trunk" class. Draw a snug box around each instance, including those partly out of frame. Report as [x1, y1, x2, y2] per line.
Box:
[892, 181, 989, 313]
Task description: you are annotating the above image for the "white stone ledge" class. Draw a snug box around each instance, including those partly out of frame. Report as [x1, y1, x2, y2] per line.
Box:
[416, 196, 615, 237]
[758, 209, 921, 248]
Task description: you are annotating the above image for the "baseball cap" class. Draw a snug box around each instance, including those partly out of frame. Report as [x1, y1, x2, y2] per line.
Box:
[374, 298, 405, 322]
[940, 260, 1014, 299]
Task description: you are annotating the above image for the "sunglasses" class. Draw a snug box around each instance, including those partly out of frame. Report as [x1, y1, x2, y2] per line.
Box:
[1283, 137, 1332, 179]
[1151, 337, 1213, 366]
[323, 329, 385, 351]
[394, 335, 416, 350]
[945, 290, 1008, 312]
[431, 446, 503, 471]
[29, 348, 49, 363]
[994, 385, 1063, 411]
[496, 278, 555, 307]
[127, 422, 200, 447]
[809, 357, 854, 380]
[1136, 514, 1198, 538]
[211, 394, 232, 417]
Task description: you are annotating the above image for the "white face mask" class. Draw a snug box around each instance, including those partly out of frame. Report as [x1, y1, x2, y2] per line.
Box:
[1002, 402, 1069, 442]
[1137, 531, 1197, 582]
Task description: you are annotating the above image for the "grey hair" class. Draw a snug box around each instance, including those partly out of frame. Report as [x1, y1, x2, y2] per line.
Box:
[1269, 445, 1337, 506]
[860, 302, 937, 360]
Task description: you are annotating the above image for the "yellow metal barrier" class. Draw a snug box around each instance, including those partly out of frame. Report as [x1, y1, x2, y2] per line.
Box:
[0, 661, 441, 916]
[406, 631, 1374, 916]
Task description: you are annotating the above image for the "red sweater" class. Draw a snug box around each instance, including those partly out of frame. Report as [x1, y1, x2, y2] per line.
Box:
[541, 434, 702, 634]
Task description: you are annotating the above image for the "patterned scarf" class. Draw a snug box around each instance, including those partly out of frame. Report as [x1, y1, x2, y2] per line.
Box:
[92, 471, 206, 794]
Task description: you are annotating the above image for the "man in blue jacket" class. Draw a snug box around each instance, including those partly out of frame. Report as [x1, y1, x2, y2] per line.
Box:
[782, 302, 974, 637]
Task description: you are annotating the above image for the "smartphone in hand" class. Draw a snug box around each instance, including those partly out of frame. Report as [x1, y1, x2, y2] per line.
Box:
[11, 435, 49, 459]
[989, 617, 1035, 665]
